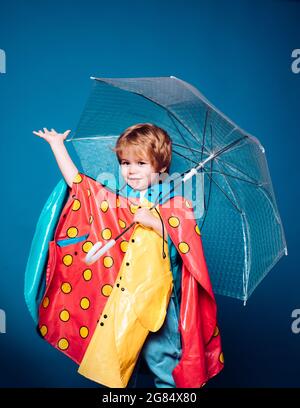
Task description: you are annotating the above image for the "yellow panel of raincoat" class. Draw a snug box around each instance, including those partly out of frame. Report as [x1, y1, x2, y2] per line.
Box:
[78, 198, 173, 388]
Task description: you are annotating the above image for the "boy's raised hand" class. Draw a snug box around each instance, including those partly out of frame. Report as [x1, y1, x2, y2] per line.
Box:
[33, 127, 78, 188]
[33, 127, 71, 145]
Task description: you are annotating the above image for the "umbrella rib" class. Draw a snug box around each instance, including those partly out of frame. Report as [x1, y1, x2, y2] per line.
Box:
[215, 156, 281, 214]
[202, 167, 243, 213]
[172, 142, 210, 156]
[173, 136, 250, 172]
[200, 110, 209, 161]
[198, 157, 214, 232]
[167, 112, 202, 160]
[201, 121, 241, 217]
[208, 169, 261, 186]
[173, 140, 259, 186]
[216, 135, 248, 155]
[209, 123, 213, 157]
[216, 157, 283, 226]
[109, 86, 206, 152]
[212, 136, 248, 160]
[204, 122, 257, 191]
[213, 160, 243, 213]
[172, 149, 200, 165]
[214, 156, 261, 185]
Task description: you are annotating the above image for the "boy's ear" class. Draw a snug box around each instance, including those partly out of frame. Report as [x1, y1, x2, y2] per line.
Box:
[159, 166, 167, 173]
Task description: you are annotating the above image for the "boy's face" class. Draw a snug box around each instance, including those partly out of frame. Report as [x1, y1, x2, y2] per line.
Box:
[120, 150, 165, 191]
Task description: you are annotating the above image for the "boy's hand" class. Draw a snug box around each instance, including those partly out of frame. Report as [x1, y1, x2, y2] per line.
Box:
[133, 208, 167, 239]
[33, 127, 78, 188]
[33, 128, 71, 146]
[133, 208, 157, 229]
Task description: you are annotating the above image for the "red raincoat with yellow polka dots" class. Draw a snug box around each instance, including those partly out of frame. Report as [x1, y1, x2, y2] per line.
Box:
[38, 172, 224, 388]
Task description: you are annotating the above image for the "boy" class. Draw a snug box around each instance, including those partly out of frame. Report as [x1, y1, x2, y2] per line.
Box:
[30, 123, 224, 388]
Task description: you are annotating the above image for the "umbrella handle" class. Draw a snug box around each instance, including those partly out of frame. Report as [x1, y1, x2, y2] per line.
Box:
[85, 239, 116, 265]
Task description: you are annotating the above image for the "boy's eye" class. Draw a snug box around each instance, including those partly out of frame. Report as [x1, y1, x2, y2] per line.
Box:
[120, 160, 147, 165]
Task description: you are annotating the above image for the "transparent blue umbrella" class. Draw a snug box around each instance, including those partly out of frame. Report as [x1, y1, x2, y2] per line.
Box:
[66, 75, 287, 304]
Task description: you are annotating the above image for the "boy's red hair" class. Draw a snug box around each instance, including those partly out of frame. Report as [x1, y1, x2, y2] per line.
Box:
[113, 123, 172, 173]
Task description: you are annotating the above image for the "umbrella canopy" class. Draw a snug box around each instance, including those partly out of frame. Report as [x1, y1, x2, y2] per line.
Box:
[67, 75, 287, 303]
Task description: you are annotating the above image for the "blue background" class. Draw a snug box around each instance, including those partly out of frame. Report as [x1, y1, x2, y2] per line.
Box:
[0, 0, 299, 387]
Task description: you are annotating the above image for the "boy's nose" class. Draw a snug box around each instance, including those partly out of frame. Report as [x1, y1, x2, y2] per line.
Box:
[128, 164, 139, 173]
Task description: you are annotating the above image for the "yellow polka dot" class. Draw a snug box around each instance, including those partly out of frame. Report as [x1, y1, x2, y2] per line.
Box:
[130, 204, 139, 214]
[87, 189, 91, 197]
[120, 240, 128, 253]
[195, 224, 201, 235]
[102, 284, 113, 297]
[101, 228, 112, 240]
[116, 198, 121, 208]
[72, 199, 81, 211]
[100, 200, 109, 212]
[185, 200, 192, 208]
[80, 297, 90, 310]
[83, 269, 92, 281]
[80, 326, 89, 339]
[67, 227, 78, 238]
[178, 242, 190, 254]
[213, 326, 219, 337]
[73, 173, 83, 184]
[103, 256, 113, 268]
[168, 216, 180, 228]
[60, 309, 70, 322]
[57, 338, 69, 350]
[89, 215, 93, 224]
[42, 297, 50, 308]
[82, 241, 93, 253]
[219, 352, 224, 364]
[118, 219, 126, 228]
[62, 254, 73, 266]
[40, 325, 48, 337]
[61, 282, 72, 294]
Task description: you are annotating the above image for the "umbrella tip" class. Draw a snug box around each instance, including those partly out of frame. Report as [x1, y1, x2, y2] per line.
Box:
[260, 145, 265, 153]
[90, 76, 96, 80]
[170, 75, 177, 79]
[284, 247, 288, 256]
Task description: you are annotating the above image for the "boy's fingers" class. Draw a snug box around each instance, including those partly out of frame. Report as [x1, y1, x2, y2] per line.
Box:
[51, 128, 56, 132]
[43, 127, 49, 133]
[33, 130, 43, 136]
[64, 130, 71, 136]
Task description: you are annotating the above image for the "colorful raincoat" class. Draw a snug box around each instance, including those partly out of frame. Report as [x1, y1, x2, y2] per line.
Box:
[25, 172, 224, 388]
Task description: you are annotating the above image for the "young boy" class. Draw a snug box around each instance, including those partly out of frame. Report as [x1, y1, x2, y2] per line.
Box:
[31, 123, 224, 388]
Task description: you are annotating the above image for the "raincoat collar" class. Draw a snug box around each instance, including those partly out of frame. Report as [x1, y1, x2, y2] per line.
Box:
[123, 181, 176, 205]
